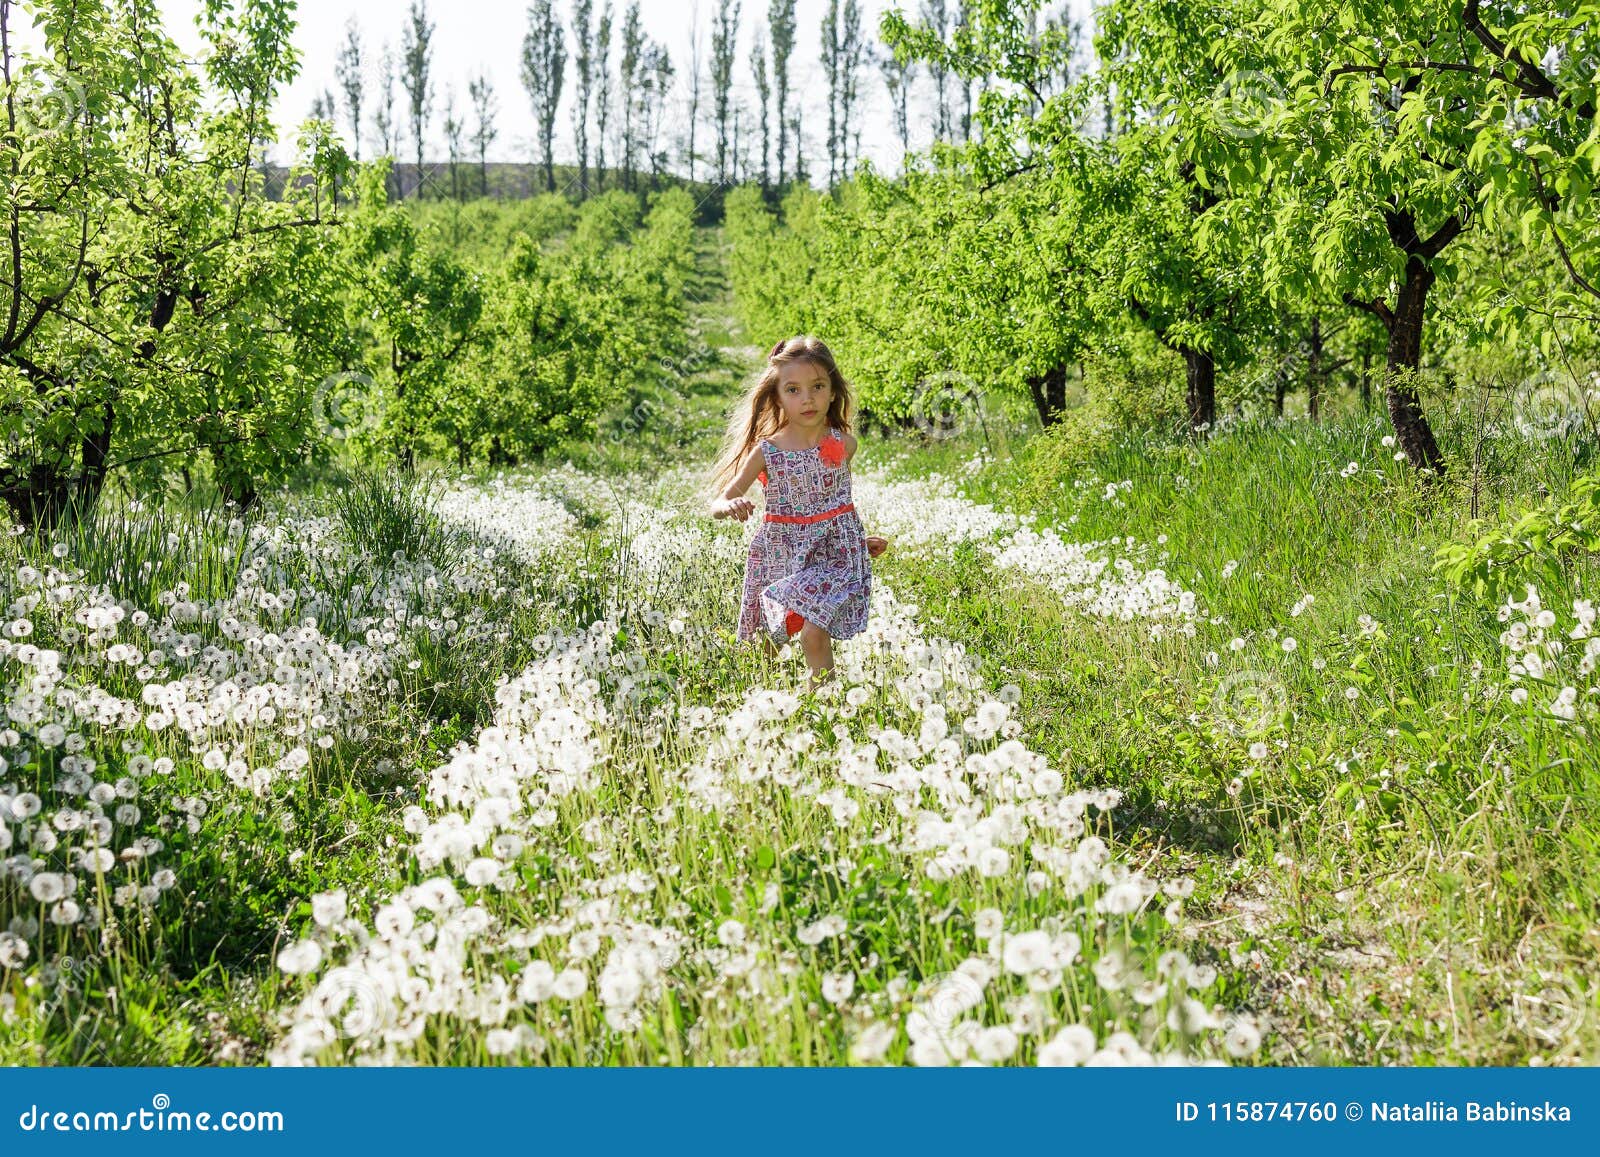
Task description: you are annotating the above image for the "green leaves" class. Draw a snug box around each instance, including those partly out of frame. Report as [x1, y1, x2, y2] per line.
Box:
[1434, 470, 1600, 604]
[2, 0, 350, 516]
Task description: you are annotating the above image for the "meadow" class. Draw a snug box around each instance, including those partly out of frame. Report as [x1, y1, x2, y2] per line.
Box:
[5, 0, 1600, 1070]
[3, 230, 1596, 1065]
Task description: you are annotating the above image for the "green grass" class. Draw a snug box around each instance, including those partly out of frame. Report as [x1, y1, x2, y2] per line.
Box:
[5, 222, 1598, 1065]
[868, 403, 1600, 1064]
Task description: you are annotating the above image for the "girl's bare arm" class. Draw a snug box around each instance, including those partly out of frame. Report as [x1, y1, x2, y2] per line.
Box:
[709, 447, 766, 521]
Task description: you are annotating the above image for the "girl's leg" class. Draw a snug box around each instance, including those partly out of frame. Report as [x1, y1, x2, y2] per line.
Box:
[797, 621, 836, 690]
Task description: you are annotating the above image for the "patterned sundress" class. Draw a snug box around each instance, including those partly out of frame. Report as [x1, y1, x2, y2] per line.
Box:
[738, 426, 872, 646]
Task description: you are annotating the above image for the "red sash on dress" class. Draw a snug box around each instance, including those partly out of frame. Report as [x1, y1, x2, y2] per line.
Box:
[764, 501, 855, 524]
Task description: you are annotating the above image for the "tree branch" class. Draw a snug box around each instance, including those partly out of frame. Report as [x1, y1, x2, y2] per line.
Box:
[1463, 0, 1595, 119]
[1324, 60, 1478, 95]
[1343, 293, 1396, 329]
[1529, 156, 1600, 305]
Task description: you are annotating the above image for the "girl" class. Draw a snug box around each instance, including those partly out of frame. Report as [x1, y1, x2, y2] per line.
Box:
[706, 336, 888, 690]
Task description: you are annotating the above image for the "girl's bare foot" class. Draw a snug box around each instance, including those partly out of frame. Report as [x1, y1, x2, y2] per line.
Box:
[806, 664, 837, 692]
[798, 621, 836, 690]
[866, 535, 888, 559]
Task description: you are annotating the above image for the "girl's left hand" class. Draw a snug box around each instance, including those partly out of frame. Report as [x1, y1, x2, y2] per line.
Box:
[866, 536, 888, 559]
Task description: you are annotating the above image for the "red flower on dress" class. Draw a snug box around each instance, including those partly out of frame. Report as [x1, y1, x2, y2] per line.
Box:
[818, 433, 846, 467]
[757, 469, 768, 486]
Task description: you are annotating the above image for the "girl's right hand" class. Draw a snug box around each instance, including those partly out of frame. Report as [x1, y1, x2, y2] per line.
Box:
[715, 496, 755, 522]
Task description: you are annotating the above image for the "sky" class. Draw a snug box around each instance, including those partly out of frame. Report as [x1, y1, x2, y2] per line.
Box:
[19, 0, 1096, 178]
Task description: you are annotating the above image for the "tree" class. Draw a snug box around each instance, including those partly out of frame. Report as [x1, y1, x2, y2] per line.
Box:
[751, 22, 772, 189]
[711, 0, 740, 185]
[308, 88, 340, 204]
[822, 0, 866, 186]
[1241, 1, 1488, 471]
[346, 164, 485, 472]
[594, 1, 614, 192]
[881, 0, 1251, 431]
[789, 108, 807, 186]
[309, 87, 337, 123]
[1, 0, 350, 524]
[1037, 3, 1081, 104]
[876, 41, 917, 173]
[640, 44, 677, 187]
[336, 16, 364, 160]
[522, 0, 569, 195]
[768, 0, 796, 183]
[442, 85, 463, 201]
[373, 40, 403, 198]
[918, 0, 951, 141]
[1317, 3, 1600, 337]
[955, 0, 975, 140]
[686, 1, 705, 183]
[1081, 0, 1284, 435]
[619, 2, 643, 191]
[400, 0, 435, 200]
[570, 0, 595, 193]
[468, 71, 498, 197]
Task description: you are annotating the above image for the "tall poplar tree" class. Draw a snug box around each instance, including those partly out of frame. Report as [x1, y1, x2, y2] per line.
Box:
[400, 0, 435, 199]
[521, 0, 569, 194]
[712, 0, 742, 185]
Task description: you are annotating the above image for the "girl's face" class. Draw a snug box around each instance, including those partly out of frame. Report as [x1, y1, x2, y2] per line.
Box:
[776, 361, 832, 433]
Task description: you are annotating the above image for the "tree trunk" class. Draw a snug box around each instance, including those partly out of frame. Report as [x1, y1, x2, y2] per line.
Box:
[217, 467, 259, 512]
[75, 398, 115, 511]
[1306, 314, 1323, 423]
[1025, 365, 1068, 427]
[1385, 256, 1444, 473]
[1180, 345, 1216, 433]
[4, 464, 70, 530]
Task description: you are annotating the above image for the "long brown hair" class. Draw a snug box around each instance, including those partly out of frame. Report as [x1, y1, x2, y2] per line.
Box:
[703, 335, 855, 500]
